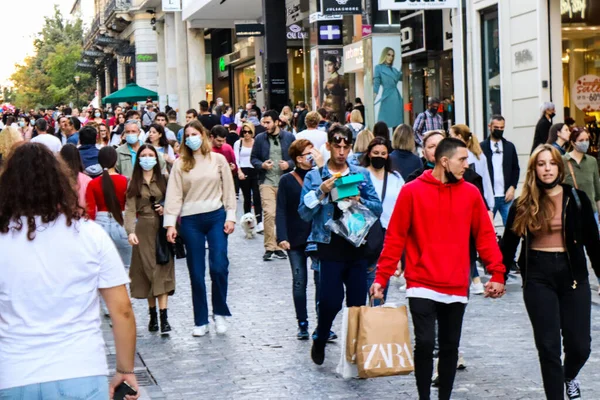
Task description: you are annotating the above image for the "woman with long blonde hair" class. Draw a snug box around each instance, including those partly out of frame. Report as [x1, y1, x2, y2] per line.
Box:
[501, 144, 600, 399]
[0, 126, 24, 162]
[164, 119, 236, 337]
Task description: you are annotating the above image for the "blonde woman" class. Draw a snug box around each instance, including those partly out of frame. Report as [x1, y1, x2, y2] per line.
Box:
[501, 144, 600, 399]
[390, 124, 423, 180]
[449, 124, 495, 210]
[345, 109, 364, 140]
[0, 126, 24, 161]
[280, 106, 294, 132]
[353, 129, 375, 160]
[164, 120, 236, 337]
[234, 122, 263, 230]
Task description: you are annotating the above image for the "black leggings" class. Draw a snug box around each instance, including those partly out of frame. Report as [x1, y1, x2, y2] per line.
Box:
[524, 250, 591, 400]
[239, 167, 262, 223]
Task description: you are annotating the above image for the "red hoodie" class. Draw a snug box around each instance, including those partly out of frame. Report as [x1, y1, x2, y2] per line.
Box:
[375, 170, 505, 297]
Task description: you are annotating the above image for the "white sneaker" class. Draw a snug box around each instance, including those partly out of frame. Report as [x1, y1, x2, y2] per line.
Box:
[192, 325, 208, 337]
[457, 353, 467, 370]
[471, 282, 485, 295]
[256, 222, 264, 233]
[214, 315, 227, 334]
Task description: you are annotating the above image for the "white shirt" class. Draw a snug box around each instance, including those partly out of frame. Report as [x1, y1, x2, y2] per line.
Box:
[369, 170, 404, 229]
[157, 145, 175, 160]
[467, 150, 495, 210]
[490, 139, 505, 196]
[30, 133, 62, 153]
[0, 216, 129, 390]
[296, 129, 327, 150]
[234, 140, 253, 168]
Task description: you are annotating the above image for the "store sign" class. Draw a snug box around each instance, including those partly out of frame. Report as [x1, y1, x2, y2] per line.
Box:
[309, 12, 343, 23]
[362, 25, 372, 36]
[400, 11, 425, 57]
[219, 57, 227, 72]
[318, 21, 344, 45]
[136, 54, 157, 63]
[561, 0, 587, 19]
[235, 24, 265, 37]
[321, 0, 362, 15]
[162, 0, 181, 12]
[287, 0, 310, 25]
[379, 0, 459, 10]
[287, 24, 309, 40]
[573, 75, 600, 112]
[343, 41, 364, 73]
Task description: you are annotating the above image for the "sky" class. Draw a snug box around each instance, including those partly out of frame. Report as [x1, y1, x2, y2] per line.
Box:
[0, 0, 76, 87]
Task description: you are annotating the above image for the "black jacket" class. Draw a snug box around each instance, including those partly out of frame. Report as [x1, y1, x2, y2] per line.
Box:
[531, 117, 552, 154]
[276, 169, 312, 248]
[481, 137, 520, 195]
[500, 184, 600, 285]
[250, 130, 295, 184]
[296, 109, 308, 132]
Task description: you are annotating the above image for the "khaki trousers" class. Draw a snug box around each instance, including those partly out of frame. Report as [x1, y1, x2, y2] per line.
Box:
[259, 184, 281, 252]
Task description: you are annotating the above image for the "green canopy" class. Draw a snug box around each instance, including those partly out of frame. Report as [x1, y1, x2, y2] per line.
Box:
[102, 82, 158, 104]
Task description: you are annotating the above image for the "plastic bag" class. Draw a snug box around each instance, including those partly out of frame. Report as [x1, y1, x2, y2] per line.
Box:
[325, 200, 378, 248]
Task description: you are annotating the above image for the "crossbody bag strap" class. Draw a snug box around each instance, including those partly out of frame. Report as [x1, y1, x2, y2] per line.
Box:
[571, 187, 582, 212]
[381, 172, 389, 203]
[567, 160, 578, 189]
[290, 171, 304, 187]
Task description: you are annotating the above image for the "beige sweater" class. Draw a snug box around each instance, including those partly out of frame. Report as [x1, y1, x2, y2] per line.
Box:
[163, 152, 236, 227]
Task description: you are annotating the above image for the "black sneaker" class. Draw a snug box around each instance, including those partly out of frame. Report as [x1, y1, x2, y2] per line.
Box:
[297, 322, 309, 340]
[263, 251, 274, 261]
[565, 379, 581, 399]
[311, 341, 325, 365]
[311, 330, 337, 342]
[273, 250, 288, 260]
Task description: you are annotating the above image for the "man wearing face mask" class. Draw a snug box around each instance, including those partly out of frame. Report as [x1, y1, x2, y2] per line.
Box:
[413, 97, 444, 149]
[371, 138, 506, 400]
[531, 102, 555, 154]
[116, 121, 166, 178]
[481, 115, 520, 227]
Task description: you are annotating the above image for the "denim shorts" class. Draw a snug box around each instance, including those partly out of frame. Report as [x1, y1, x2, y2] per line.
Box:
[0, 375, 108, 400]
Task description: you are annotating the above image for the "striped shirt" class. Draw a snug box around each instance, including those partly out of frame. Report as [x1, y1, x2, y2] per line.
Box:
[413, 110, 444, 146]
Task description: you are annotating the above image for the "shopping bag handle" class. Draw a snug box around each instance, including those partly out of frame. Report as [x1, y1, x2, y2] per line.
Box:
[369, 296, 385, 307]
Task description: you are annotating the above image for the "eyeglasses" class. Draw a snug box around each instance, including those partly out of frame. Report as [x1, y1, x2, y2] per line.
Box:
[301, 152, 312, 156]
[242, 130, 252, 134]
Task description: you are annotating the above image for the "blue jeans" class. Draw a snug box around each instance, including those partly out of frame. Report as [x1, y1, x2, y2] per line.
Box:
[493, 196, 513, 227]
[180, 208, 231, 327]
[0, 376, 108, 400]
[366, 260, 389, 306]
[288, 248, 320, 324]
[95, 212, 132, 268]
[316, 259, 368, 345]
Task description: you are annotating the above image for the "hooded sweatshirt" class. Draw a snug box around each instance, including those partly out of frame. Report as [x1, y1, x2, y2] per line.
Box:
[375, 170, 504, 298]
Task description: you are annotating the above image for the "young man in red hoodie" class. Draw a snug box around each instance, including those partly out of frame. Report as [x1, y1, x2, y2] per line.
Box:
[371, 138, 506, 400]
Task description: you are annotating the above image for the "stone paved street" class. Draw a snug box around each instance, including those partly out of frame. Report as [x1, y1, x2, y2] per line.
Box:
[124, 209, 600, 400]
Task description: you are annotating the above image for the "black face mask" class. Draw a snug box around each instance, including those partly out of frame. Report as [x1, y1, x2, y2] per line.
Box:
[429, 107, 438, 115]
[536, 177, 560, 190]
[444, 165, 460, 184]
[370, 156, 386, 170]
[491, 129, 504, 139]
[549, 112, 556, 119]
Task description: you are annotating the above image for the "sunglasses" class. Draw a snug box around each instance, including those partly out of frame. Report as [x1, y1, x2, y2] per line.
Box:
[330, 133, 352, 145]
[242, 130, 252, 134]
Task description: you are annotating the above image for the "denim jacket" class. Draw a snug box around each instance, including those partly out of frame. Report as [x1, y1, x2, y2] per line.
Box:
[298, 163, 383, 244]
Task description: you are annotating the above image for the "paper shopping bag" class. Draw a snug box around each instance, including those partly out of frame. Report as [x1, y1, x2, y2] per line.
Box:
[345, 306, 361, 363]
[356, 305, 414, 378]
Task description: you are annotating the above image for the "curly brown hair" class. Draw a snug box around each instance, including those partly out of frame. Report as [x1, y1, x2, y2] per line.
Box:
[0, 143, 85, 240]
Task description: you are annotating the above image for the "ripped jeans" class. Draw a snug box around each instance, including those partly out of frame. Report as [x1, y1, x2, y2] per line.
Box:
[288, 247, 320, 324]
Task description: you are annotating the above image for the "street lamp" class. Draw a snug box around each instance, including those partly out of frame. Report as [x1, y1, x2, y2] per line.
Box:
[74, 75, 80, 109]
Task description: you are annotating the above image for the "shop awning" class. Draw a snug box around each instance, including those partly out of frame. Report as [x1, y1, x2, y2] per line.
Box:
[102, 83, 158, 104]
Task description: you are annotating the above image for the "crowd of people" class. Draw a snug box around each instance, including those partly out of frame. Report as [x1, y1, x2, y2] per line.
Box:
[0, 97, 599, 400]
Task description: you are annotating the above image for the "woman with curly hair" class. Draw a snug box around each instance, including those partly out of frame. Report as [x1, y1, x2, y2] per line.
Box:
[501, 144, 600, 399]
[0, 143, 139, 400]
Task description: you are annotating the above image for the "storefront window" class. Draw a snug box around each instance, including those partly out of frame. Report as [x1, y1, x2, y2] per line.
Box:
[481, 7, 501, 131]
[234, 64, 257, 108]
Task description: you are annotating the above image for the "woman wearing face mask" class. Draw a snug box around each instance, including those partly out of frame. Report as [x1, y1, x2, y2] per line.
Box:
[93, 109, 106, 126]
[235, 122, 263, 231]
[17, 117, 33, 141]
[546, 123, 571, 155]
[220, 106, 235, 127]
[164, 120, 236, 337]
[563, 127, 600, 228]
[85, 146, 132, 268]
[146, 123, 175, 165]
[501, 144, 600, 400]
[111, 113, 126, 147]
[362, 137, 405, 302]
[125, 144, 174, 335]
[531, 102, 555, 153]
[276, 139, 324, 339]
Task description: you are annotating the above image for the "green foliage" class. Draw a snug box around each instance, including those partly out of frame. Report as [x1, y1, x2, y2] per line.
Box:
[10, 5, 95, 109]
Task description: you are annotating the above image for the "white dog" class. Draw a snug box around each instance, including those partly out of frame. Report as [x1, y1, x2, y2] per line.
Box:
[240, 213, 257, 239]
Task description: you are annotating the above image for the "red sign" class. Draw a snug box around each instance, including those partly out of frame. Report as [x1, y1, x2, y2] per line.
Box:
[362, 25, 372, 37]
[573, 75, 600, 112]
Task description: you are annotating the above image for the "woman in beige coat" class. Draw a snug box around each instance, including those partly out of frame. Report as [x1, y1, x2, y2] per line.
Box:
[125, 144, 175, 335]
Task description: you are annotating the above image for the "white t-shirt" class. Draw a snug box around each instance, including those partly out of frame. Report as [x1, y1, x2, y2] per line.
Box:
[0, 216, 129, 390]
[30, 134, 62, 153]
[490, 139, 505, 196]
[369, 171, 404, 229]
[296, 129, 327, 150]
[234, 140, 253, 168]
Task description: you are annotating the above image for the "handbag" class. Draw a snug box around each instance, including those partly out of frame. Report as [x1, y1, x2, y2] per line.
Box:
[173, 234, 186, 259]
[364, 173, 388, 258]
[156, 216, 171, 265]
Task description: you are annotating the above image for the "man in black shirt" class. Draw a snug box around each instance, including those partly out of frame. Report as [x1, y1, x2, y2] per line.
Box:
[198, 100, 220, 131]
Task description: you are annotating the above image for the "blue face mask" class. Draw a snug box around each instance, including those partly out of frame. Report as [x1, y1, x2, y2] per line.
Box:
[139, 156, 157, 171]
[94, 112, 101, 118]
[306, 154, 316, 168]
[185, 135, 202, 151]
[125, 134, 139, 145]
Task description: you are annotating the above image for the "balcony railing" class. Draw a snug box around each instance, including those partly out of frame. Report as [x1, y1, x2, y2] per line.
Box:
[84, 15, 101, 47]
[104, 0, 132, 21]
